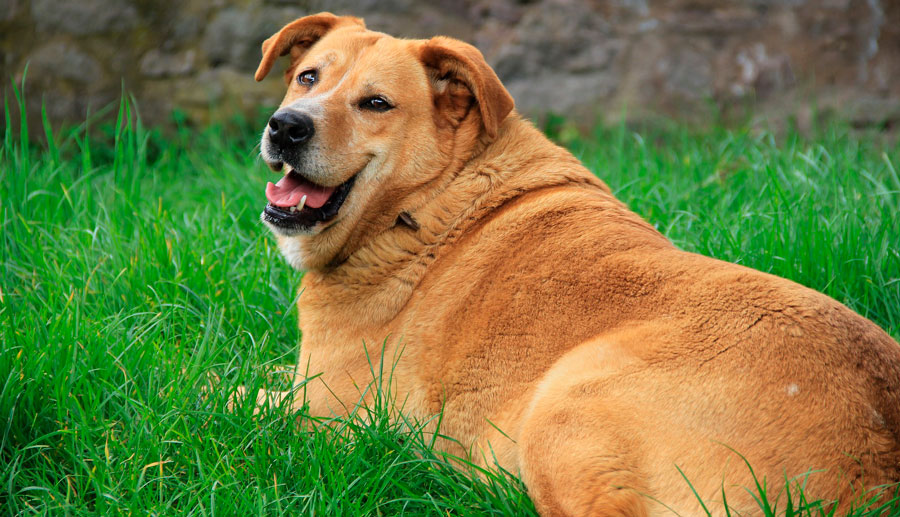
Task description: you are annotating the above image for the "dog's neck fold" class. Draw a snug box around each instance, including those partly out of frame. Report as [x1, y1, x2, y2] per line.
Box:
[301, 115, 611, 327]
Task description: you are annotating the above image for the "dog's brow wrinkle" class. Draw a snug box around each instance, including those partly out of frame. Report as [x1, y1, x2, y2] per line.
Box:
[292, 67, 352, 111]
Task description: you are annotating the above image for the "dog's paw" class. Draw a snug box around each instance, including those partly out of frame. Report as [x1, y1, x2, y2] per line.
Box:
[226, 386, 291, 414]
[225, 385, 249, 413]
[194, 370, 223, 407]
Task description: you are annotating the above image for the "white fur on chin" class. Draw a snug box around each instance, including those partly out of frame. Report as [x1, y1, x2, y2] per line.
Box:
[260, 212, 312, 271]
[276, 235, 308, 271]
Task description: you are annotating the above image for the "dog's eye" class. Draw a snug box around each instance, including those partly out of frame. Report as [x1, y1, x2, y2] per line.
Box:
[359, 96, 393, 112]
[297, 70, 317, 86]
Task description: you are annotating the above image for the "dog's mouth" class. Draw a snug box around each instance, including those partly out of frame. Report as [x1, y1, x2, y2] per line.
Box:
[262, 169, 356, 232]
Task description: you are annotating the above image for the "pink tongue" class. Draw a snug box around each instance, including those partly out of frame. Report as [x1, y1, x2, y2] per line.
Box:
[265, 172, 336, 209]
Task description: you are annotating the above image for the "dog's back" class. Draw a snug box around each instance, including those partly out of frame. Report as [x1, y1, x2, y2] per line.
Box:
[401, 119, 900, 514]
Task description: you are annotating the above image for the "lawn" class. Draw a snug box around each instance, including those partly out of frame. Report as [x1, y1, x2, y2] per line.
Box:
[2, 82, 899, 515]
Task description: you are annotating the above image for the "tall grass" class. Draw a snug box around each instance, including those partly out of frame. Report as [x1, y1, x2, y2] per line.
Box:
[2, 81, 898, 515]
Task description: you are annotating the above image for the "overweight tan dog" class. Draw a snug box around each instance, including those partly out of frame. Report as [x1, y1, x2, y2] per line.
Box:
[249, 13, 900, 516]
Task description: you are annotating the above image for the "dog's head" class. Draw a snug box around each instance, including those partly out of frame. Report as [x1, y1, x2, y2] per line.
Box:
[255, 13, 514, 270]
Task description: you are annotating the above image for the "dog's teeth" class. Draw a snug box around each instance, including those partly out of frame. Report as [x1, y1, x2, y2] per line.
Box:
[297, 195, 307, 211]
[289, 206, 296, 213]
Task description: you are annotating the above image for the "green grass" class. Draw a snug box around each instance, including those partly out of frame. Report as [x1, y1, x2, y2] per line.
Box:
[1, 79, 899, 515]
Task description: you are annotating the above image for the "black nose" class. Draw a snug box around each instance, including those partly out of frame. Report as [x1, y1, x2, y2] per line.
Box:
[267, 110, 315, 149]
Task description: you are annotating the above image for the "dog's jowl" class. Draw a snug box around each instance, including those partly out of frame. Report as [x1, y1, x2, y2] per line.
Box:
[249, 12, 900, 516]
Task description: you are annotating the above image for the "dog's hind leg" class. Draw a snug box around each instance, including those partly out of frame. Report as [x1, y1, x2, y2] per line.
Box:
[518, 400, 652, 517]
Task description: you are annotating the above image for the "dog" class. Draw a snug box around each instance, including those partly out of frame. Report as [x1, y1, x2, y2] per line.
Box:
[249, 12, 900, 516]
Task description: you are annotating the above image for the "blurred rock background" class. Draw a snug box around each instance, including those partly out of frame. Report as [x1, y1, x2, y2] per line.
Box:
[2, 0, 898, 130]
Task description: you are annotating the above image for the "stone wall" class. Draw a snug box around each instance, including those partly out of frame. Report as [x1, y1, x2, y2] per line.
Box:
[2, 0, 898, 129]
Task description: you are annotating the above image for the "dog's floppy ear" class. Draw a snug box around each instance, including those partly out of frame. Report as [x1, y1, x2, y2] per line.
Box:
[255, 13, 365, 83]
[419, 37, 514, 139]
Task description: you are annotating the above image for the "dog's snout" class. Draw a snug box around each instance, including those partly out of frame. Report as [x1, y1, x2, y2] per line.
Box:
[268, 110, 315, 148]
